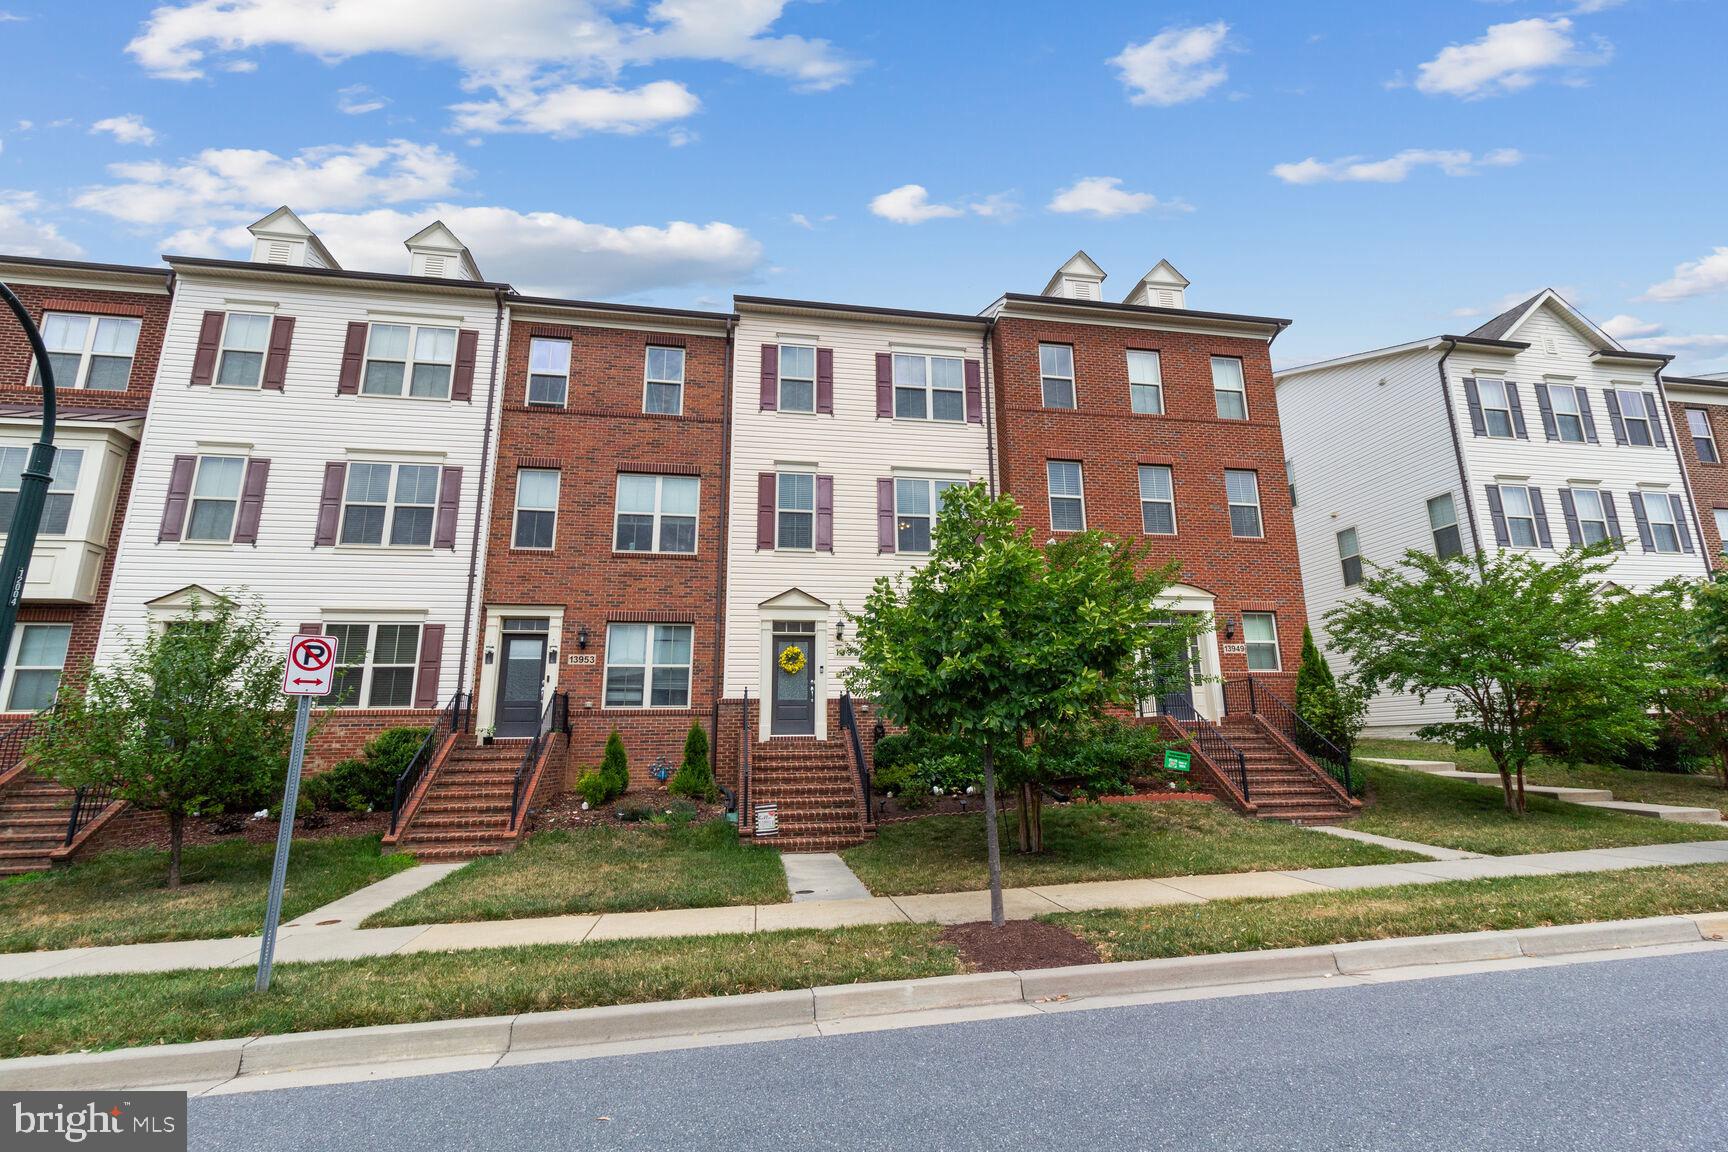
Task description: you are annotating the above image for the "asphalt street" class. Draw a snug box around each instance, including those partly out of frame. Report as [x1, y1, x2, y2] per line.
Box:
[188, 950, 1728, 1151]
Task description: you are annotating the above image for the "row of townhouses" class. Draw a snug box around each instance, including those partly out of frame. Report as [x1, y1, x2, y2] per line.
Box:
[0, 211, 1722, 854]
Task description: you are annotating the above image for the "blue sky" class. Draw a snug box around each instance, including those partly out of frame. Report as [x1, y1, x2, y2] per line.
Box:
[0, 1, 1725, 371]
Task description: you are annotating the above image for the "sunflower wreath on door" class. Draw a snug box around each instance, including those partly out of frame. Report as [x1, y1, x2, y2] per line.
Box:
[778, 644, 807, 675]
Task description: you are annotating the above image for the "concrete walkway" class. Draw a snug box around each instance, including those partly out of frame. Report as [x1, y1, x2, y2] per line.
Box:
[3, 839, 1726, 984]
[283, 864, 467, 932]
[1361, 757, 1726, 823]
[781, 854, 872, 902]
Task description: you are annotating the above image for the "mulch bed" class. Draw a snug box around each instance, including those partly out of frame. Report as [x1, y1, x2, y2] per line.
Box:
[942, 919, 1101, 972]
[95, 809, 388, 852]
[527, 789, 731, 833]
[876, 785, 1212, 824]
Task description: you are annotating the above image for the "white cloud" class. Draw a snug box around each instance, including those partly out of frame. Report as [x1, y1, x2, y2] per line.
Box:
[868, 184, 964, 225]
[90, 114, 158, 146]
[126, 0, 858, 135]
[336, 84, 387, 115]
[1600, 314, 1663, 340]
[0, 191, 83, 258]
[1413, 18, 1610, 99]
[1643, 247, 1728, 302]
[1568, 0, 1625, 12]
[1271, 148, 1522, 184]
[74, 140, 466, 226]
[1046, 176, 1190, 219]
[1111, 21, 1231, 107]
[1625, 332, 1728, 356]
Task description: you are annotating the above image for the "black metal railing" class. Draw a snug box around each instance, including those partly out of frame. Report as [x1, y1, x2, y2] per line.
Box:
[1225, 676, 1355, 796]
[392, 690, 468, 834]
[1162, 697, 1250, 802]
[511, 691, 569, 830]
[0, 710, 40, 780]
[739, 689, 752, 829]
[838, 692, 872, 825]
[63, 782, 118, 846]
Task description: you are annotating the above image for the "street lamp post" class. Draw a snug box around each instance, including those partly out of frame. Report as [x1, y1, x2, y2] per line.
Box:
[0, 282, 58, 667]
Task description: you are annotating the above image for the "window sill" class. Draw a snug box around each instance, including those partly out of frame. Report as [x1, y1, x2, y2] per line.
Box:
[353, 392, 456, 404]
[331, 545, 439, 555]
[610, 549, 702, 558]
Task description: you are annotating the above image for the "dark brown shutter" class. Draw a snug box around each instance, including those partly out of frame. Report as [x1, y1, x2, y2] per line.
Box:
[452, 329, 479, 402]
[1507, 382, 1529, 439]
[298, 622, 322, 636]
[878, 478, 896, 553]
[1559, 489, 1582, 548]
[965, 359, 983, 423]
[815, 475, 834, 551]
[415, 623, 446, 709]
[190, 312, 224, 386]
[1529, 488, 1554, 548]
[876, 353, 893, 418]
[1576, 387, 1600, 443]
[1604, 389, 1628, 445]
[434, 466, 462, 549]
[315, 461, 346, 546]
[1672, 494, 1695, 553]
[815, 348, 834, 414]
[338, 322, 368, 394]
[158, 454, 197, 541]
[234, 458, 270, 544]
[756, 472, 776, 550]
[1535, 383, 1557, 441]
[1485, 485, 1509, 547]
[1601, 491, 1625, 549]
[759, 345, 778, 411]
[1646, 392, 1667, 447]
[1630, 491, 1654, 551]
[261, 316, 295, 391]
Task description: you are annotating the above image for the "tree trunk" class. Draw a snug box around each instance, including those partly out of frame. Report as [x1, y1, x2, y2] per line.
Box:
[1515, 766, 1527, 815]
[1497, 766, 1517, 813]
[981, 738, 1004, 928]
[167, 811, 184, 888]
[1016, 782, 1032, 853]
[1029, 787, 1043, 853]
[1717, 745, 1728, 791]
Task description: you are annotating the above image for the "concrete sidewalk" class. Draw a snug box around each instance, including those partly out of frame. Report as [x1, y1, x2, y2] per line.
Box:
[3, 838, 1726, 984]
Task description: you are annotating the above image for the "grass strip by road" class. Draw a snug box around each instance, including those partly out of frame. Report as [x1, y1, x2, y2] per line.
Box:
[364, 821, 788, 928]
[0, 835, 414, 954]
[1341, 762, 1728, 856]
[841, 801, 1423, 897]
[0, 924, 959, 1059]
[1058, 862, 1728, 962]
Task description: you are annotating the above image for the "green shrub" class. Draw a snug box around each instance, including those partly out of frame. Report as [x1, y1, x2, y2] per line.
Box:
[574, 769, 616, 808]
[669, 722, 715, 801]
[1295, 626, 1366, 760]
[303, 726, 430, 812]
[601, 729, 629, 797]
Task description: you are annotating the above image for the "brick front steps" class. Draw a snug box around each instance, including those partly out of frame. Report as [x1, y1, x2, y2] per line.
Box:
[0, 773, 76, 876]
[393, 742, 528, 861]
[1218, 719, 1357, 826]
[744, 738, 873, 851]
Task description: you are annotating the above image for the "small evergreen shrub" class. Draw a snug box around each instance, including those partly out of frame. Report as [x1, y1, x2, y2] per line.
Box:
[574, 768, 616, 807]
[669, 721, 716, 801]
[1294, 626, 1365, 761]
[601, 729, 630, 797]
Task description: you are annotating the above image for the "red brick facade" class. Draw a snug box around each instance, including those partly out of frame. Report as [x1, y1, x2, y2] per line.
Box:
[479, 309, 732, 789]
[990, 310, 1305, 699]
[1669, 392, 1728, 568]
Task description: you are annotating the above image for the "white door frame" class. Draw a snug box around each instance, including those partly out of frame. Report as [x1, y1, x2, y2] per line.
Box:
[756, 588, 828, 741]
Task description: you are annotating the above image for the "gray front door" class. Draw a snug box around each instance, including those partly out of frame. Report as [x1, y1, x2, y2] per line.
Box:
[1156, 634, 1202, 718]
[771, 633, 815, 736]
[495, 633, 547, 737]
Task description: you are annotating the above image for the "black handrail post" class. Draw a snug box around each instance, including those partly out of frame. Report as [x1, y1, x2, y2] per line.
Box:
[1248, 676, 1257, 715]
[0, 284, 58, 674]
[63, 788, 84, 845]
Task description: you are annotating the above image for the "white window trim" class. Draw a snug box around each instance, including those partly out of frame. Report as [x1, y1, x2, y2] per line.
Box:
[1617, 388, 1655, 446]
[1569, 486, 1611, 546]
[891, 352, 966, 423]
[0, 443, 82, 539]
[1714, 508, 1728, 556]
[361, 322, 458, 402]
[1039, 343, 1077, 410]
[603, 622, 695, 710]
[338, 461, 439, 550]
[1500, 484, 1540, 549]
[321, 620, 423, 710]
[184, 454, 246, 544]
[1225, 470, 1264, 539]
[1428, 493, 1463, 558]
[214, 312, 271, 390]
[513, 468, 560, 551]
[643, 345, 686, 416]
[1478, 377, 1515, 439]
[613, 473, 700, 555]
[1337, 527, 1362, 587]
[893, 476, 961, 553]
[776, 343, 817, 413]
[775, 470, 817, 551]
[1642, 490, 1682, 553]
[1128, 350, 1164, 416]
[1687, 408, 1719, 463]
[1210, 356, 1249, 421]
[1, 622, 71, 713]
[31, 311, 142, 392]
[1047, 460, 1086, 532]
[1137, 463, 1176, 536]
[1548, 384, 1587, 443]
[1241, 612, 1282, 672]
[526, 336, 571, 408]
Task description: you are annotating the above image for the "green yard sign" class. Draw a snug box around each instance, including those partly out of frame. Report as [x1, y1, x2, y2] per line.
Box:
[1164, 749, 1192, 773]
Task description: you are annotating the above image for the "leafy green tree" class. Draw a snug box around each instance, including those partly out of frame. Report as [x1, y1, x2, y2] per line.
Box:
[1295, 625, 1366, 759]
[30, 594, 296, 886]
[669, 721, 716, 801]
[1325, 546, 1648, 814]
[841, 485, 1190, 925]
[1633, 577, 1728, 789]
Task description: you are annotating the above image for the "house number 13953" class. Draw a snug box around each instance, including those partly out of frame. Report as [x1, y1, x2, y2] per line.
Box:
[567, 654, 598, 665]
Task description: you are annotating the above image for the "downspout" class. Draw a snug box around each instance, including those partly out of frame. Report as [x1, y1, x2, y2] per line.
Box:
[710, 314, 737, 792]
[1653, 367, 1714, 576]
[456, 288, 505, 716]
[1435, 339, 1485, 565]
[981, 317, 998, 496]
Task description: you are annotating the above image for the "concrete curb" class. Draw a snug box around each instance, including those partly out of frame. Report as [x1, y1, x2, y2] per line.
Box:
[4, 911, 1722, 1091]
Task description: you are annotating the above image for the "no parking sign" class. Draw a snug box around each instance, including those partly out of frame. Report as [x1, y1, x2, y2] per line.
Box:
[281, 634, 338, 696]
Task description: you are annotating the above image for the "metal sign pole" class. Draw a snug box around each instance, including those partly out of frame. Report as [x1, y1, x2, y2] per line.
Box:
[255, 692, 312, 993]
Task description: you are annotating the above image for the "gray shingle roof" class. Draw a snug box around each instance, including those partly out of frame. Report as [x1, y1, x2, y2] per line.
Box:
[1465, 292, 1543, 342]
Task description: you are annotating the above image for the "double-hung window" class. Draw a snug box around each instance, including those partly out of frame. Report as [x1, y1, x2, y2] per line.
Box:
[1617, 389, 1655, 446]
[775, 472, 815, 549]
[1500, 485, 1540, 548]
[777, 345, 816, 412]
[5, 623, 71, 712]
[894, 477, 962, 552]
[215, 313, 271, 388]
[614, 474, 698, 553]
[1642, 492, 1682, 553]
[1337, 528, 1363, 587]
[0, 445, 80, 535]
[1715, 509, 1728, 556]
[339, 462, 439, 547]
[362, 323, 457, 399]
[1570, 488, 1611, 546]
[604, 623, 692, 708]
[1040, 344, 1076, 409]
[1211, 357, 1248, 420]
[645, 345, 685, 415]
[1138, 465, 1175, 535]
[513, 468, 559, 550]
[186, 455, 245, 542]
[34, 313, 141, 391]
[1242, 612, 1281, 671]
[527, 337, 569, 407]
[894, 353, 965, 422]
[1428, 494, 1463, 560]
[1549, 385, 1586, 443]
[1128, 351, 1164, 415]
[1687, 409, 1719, 464]
[1047, 461, 1085, 531]
[321, 622, 421, 708]
[1478, 378, 1516, 438]
[1225, 470, 1263, 538]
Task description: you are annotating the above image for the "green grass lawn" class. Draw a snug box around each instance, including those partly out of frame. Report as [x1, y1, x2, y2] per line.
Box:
[0, 835, 413, 953]
[839, 800, 1424, 897]
[364, 820, 788, 928]
[1343, 758, 1728, 856]
[1059, 861, 1728, 962]
[1358, 736, 1728, 817]
[0, 924, 957, 1058]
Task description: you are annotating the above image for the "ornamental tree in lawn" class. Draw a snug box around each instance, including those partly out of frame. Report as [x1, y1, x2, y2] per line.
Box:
[1635, 576, 1728, 788]
[1324, 545, 1647, 814]
[29, 593, 295, 886]
[840, 485, 1187, 926]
